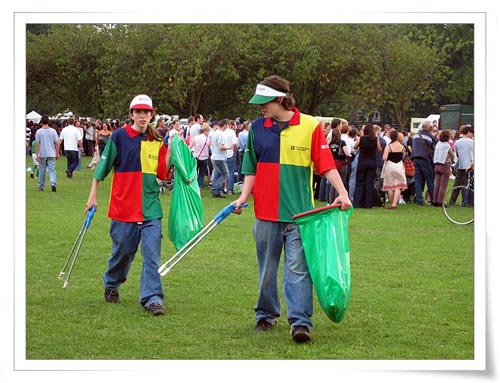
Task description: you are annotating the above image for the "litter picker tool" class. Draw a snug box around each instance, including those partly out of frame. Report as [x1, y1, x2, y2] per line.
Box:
[158, 202, 248, 277]
[58, 206, 96, 288]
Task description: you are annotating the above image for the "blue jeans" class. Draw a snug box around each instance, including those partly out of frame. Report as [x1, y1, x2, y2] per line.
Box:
[211, 158, 228, 195]
[37, 157, 57, 189]
[413, 158, 435, 205]
[317, 177, 328, 201]
[349, 154, 358, 201]
[253, 219, 313, 331]
[226, 155, 236, 192]
[103, 219, 164, 308]
[76, 149, 81, 171]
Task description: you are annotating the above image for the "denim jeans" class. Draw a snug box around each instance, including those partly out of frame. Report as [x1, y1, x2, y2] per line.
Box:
[37, 157, 57, 189]
[103, 219, 164, 308]
[317, 177, 328, 202]
[226, 155, 236, 192]
[253, 219, 313, 331]
[413, 158, 435, 205]
[211, 158, 228, 195]
[349, 154, 358, 201]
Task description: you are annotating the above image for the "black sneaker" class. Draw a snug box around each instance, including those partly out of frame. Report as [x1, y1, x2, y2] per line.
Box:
[255, 318, 276, 331]
[104, 288, 120, 303]
[148, 302, 166, 316]
[291, 326, 311, 343]
[51, 185, 57, 192]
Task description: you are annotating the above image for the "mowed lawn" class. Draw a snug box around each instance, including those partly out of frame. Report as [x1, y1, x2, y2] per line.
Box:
[24, 157, 474, 360]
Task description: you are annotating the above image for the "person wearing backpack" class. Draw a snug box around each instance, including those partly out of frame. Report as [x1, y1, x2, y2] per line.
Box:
[328, 126, 350, 203]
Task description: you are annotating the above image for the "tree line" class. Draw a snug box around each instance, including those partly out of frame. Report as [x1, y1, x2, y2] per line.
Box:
[26, 23, 473, 128]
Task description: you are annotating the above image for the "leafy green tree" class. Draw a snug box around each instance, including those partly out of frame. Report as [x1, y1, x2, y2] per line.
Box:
[360, 25, 439, 129]
[25, 23, 473, 126]
[26, 24, 109, 117]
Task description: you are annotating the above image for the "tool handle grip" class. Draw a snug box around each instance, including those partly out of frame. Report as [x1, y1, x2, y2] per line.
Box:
[84, 206, 96, 229]
[214, 202, 248, 224]
[292, 204, 342, 220]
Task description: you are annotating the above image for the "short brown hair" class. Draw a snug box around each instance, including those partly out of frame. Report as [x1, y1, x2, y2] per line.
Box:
[390, 129, 399, 142]
[439, 129, 451, 142]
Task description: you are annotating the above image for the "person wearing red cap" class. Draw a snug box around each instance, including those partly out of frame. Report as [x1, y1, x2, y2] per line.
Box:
[233, 75, 351, 343]
[85, 94, 168, 316]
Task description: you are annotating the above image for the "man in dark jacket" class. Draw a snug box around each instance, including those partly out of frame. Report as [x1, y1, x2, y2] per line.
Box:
[411, 121, 438, 205]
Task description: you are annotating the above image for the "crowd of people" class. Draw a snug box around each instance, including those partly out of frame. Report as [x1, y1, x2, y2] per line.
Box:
[315, 119, 474, 210]
[26, 78, 474, 344]
[26, 113, 253, 196]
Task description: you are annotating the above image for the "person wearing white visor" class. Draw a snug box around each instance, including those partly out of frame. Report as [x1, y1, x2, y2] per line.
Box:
[233, 75, 352, 343]
[248, 84, 288, 104]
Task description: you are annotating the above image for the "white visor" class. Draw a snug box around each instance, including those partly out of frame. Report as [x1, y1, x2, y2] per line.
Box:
[254, 84, 287, 97]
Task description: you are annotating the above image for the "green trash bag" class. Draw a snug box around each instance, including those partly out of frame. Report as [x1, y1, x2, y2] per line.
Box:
[293, 205, 353, 323]
[168, 134, 204, 250]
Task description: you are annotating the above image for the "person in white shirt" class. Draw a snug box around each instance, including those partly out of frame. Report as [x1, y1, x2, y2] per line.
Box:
[189, 114, 203, 139]
[169, 120, 182, 138]
[84, 121, 96, 156]
[237, 121, 250, 182]
[432, 129, 455, 206]
[340, 121, 355, 191]
[210, 119, 231, 197]
[450, 125, 474, 204]
[57, 117, 82, 178]
[223, 121, 238, 193]
[75, 120, 84, 171]
[382, 123, 392, 145]
[189, 123, 211, 189]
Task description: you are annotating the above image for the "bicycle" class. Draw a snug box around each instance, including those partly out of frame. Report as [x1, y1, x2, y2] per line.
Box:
[442, 169, 474, 225]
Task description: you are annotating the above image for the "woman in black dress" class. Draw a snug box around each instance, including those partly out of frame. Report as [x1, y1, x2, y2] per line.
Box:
[353, 124, 382, 208]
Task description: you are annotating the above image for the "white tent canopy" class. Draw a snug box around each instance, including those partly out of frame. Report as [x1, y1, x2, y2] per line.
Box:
[417, 114, 440, 130]
[26, 111, 42, 123]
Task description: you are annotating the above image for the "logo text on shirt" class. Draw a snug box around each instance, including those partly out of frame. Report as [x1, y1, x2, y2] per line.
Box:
[290, 145, 309, 152]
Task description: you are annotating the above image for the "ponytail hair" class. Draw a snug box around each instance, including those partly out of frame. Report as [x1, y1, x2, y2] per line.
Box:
[146, 124, 163, 141]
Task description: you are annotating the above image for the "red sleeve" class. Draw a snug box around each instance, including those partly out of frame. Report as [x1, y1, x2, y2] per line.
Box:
[156, 143, 168, 180]
[311, 124, 336, 176]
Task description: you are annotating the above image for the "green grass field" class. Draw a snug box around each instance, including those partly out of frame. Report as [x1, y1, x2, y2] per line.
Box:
[25, 157, 474, 360]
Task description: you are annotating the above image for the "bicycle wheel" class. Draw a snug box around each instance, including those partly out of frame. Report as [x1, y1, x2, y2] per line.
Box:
[443, 185, 474, 225]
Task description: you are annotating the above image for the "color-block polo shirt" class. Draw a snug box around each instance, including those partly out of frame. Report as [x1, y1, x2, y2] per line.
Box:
[94, 125, 168, 222]
[241, 108, 336, 222]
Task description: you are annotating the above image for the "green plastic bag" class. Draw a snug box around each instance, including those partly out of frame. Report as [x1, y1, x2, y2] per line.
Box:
[293, 205, 353, 323]
[168, 135, 204, 250]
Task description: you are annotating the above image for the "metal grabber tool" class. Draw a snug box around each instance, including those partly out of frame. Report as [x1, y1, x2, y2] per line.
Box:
[58, 206, 96, 288]
[158, 202, 248, 277]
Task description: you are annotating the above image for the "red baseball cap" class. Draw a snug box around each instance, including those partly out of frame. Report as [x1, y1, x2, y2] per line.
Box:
[129, 94, 154, 110]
